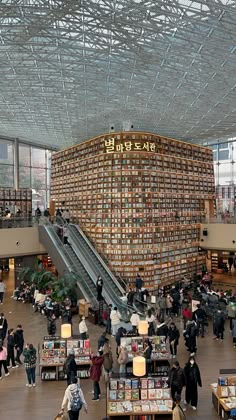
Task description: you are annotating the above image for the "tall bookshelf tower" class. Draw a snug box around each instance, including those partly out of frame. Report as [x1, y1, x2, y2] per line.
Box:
[51, 132, 215, 288]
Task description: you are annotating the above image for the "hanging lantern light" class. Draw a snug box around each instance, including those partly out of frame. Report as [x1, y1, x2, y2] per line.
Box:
[61, 323, 72, 339]
[133, 356, 146, 377]
[138, 320, 148, 336]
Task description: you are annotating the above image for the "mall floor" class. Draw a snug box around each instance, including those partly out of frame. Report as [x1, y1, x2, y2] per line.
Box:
[0, 272, 235, 420]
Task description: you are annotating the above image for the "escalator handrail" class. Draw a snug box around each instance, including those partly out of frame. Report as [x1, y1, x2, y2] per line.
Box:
[66, 228, 140, 318]
[70, 223, 125, 295]
[44, 226, 97, 302]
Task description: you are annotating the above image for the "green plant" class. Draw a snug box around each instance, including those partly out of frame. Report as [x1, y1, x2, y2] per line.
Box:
[50, 272, 78, 302]
[30, 269, 56, 292]
[18, 267, 35, 284]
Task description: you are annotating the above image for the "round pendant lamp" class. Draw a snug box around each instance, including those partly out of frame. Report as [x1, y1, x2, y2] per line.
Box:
[61, 323, 72, 339]
[138, 320, 148, 336]
[133, 356, 146, 377]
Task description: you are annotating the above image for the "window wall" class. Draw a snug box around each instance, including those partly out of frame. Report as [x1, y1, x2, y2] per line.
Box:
[210, 140, 236, 215]
[19, 143, 51, 211]
[0, 138, 53, 211]
[0, 140, 14, 187]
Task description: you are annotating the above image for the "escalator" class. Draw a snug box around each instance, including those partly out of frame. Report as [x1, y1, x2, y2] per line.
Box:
[38, 224, 135, 320]
[38, 225, 97, 303]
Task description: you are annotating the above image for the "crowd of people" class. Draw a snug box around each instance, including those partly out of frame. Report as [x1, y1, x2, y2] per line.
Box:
[2, 267, 236, 420]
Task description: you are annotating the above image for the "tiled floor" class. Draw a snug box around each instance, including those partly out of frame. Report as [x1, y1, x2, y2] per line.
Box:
[0, 271, 233, 420]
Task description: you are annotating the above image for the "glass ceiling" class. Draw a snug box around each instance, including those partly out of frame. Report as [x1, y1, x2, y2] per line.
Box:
[0, 0, 236, 148]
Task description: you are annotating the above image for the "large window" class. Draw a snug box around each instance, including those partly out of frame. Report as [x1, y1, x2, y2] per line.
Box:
[210, 139, 236, 214]
[0, 140, 14, 187]
[18, 143, 52, 211]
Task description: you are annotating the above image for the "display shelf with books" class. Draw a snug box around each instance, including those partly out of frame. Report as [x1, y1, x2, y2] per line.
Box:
[211, 375, 236, 417]
[39, 337, 66, 381]
[66, 338, 91, 378]
[107, 376, 172, 418]
[120, 336, 170, 376]
[51, 131, 215, 288]
[39, 337, 91, 381]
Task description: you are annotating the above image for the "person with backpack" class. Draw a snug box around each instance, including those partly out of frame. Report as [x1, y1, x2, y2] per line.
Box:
[61, 377, 88, 420]
[14, 324, 24, 364]
[23, 343, 37, 387]
[64, 349, 77, 386]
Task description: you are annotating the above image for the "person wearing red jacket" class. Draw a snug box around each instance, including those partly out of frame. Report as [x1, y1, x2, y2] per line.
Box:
[182, 306, 192, 329]
[90, 351, 104, 401]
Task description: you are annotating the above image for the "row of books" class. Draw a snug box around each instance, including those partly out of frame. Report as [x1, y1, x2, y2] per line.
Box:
[108, 400, 172, 414]
[109, 388, 171, 401]
[110, 377, 169, 390]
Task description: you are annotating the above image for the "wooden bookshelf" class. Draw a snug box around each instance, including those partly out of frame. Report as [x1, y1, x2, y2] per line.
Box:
[51, 131, 215, 288]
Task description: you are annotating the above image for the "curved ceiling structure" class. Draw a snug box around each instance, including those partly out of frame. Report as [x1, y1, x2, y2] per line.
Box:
[0, 0, 236, 148]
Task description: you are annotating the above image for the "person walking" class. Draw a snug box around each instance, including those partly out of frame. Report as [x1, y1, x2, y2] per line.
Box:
[183, 320, 198, 356]
[90, 350, 104, 401]
[232, 317, 236, 347]
[110, 307, 121, 336]
[182, 305, 192, 330]
[168, 322, 180, 358]
[227, 301, 236, 331]
[172, 394, 186, 420]
[7, 329, 18, 368]
[64, 349, 77, 386]
[130, 311, 140, 334]
[184, 356, 202, 410]
[0, 340, 9, 379]
[213, 308, 225, 340]
[192, 304, 207, 338]
[0, 313, 8, 342]
[105, 304, 112, 335]
[47, 313, 57, 336]
[14, 324, 24, 364]
[96, 276, 103, 301]
[61, 377, 88, 420]
[135, 273, 143, 294]
[168, 361, 186, 400]
[146, 309, 156, 336]
[97, 332, 107, 351]
[0, 279, 7, 304]
[117, 345, 128, 375]
[23, 343, 37, 387]
[103, 341, 113, 380]
[159, 295, 167, 321]
[166, 294, 173, 317]
[79, 316, 88, 340]
[143, 338, 153, 374]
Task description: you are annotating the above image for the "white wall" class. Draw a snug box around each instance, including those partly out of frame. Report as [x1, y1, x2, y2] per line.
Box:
[200, 223, 236, 251]
[0, 227, 46, 258]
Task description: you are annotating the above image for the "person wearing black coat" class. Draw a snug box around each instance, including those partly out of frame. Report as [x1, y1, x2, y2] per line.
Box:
[7, 329, 17, 368]
[0, 313, 8, 342]
[64, 350, 77, 386]
[47, 313, 57, 336]
[97, 332, 107, 351]
[184, 356, 202, 410]
[168, 322, 180, 357]
[143, 338, 152, 374]
[213, 308, 225, 340]
[183, 321, 198, 355]
[115, 327, 126, 356]
[14, 324, 24, 364]
[168, 360, 186, 400]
